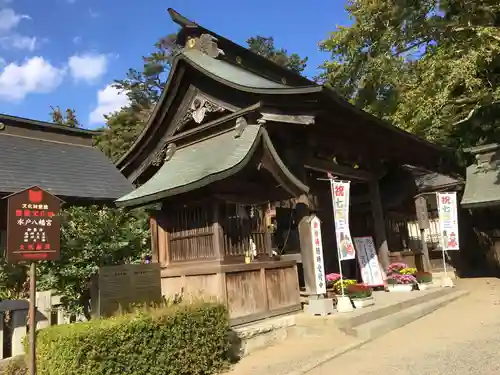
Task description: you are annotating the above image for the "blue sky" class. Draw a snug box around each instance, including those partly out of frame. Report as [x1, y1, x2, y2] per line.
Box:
[0, 0, 351, 129]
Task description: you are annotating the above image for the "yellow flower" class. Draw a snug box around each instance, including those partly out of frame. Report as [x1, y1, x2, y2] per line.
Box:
[333, 279, 357, 294]
[400, 267, 417, 275]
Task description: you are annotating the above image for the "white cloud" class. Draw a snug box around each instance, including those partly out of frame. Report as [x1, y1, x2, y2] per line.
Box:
[72, 36, 82, 45]
[0, 56, 66, 101]
[0, 8, 40, 51]
[0, 8, 30, 33]
[89, 85, 130, 124]
[68, 53, 108, 83]
[0, 34, 38, 51]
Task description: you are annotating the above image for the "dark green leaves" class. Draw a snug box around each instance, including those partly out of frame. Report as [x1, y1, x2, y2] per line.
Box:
[34, 302, 231, 375]
[320, 0, 500, 160]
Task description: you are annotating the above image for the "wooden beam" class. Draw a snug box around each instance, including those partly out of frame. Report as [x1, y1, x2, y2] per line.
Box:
[260, 112, 315, 125]
[304, 157, 373, 181]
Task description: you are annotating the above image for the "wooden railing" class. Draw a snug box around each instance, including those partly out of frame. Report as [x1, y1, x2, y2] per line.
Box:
[0, 291, 84, 359]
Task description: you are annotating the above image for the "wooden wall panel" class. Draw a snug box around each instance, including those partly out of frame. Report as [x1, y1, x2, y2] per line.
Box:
[183, 274, 221, 300]
[160, 276, 183, 297]
[225, 270, 265, 318]
[266, 265, 300, 310]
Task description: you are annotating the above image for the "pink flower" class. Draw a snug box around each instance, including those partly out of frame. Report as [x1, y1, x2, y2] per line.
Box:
[387, 273, 417, 285]
[326, 273, 342, 282]
[388, 262, 408, 274]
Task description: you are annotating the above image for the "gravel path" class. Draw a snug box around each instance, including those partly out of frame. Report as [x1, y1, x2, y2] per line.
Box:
[308, 278, 500, 375]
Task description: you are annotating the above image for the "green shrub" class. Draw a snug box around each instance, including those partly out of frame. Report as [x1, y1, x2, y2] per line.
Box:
[33, 301, 230, 375]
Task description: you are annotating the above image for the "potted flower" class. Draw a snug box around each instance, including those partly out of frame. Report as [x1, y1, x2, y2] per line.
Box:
[346, 284, 375, 308]
[415, 271, 433, 290]
[333, 278, 357, 296]
[386, 273, 417, 292]
[324, 273, 341, 297]
[387, 262, 408, 275]
[326, 273, 342, 288]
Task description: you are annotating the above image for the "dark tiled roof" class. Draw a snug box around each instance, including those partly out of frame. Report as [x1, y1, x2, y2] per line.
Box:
[0, 134, 133, 200]
[403, 165, 463, 191]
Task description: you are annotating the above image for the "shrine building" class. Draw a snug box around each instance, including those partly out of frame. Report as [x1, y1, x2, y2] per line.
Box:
[115, 9, 457, 325]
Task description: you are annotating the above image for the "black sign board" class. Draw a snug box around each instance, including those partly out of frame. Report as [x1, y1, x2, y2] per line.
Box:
[4, 186, 62, 263]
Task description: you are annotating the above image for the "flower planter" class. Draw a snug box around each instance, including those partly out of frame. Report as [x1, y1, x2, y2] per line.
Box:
[387, 284, 413, 292]
[417, 282, 433, 291]
[352, 296, 375, 308]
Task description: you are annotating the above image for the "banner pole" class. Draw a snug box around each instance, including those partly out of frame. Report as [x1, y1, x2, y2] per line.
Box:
[330, 178, 345, 297]
[29, 261, 37, 375]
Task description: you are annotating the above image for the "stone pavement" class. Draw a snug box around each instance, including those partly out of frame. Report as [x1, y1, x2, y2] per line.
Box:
[224, 327, 360, 375]
[225, 284, 465, 375]
[308, 277, 500, 375]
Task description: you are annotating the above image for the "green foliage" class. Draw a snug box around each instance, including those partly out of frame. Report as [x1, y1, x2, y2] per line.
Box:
[346, 284, 372, 299]
[49, 106, 80, 128]
[36, 206, 150, 317]
[333, 279, 357, 294]
[246, 36, 308, 74]
[113, 33, 178, 110]
[0, 260, 28, 300]
[320, 0, 500, 160]
[93, 108, 149, 162]
[34, 301, 231, 375]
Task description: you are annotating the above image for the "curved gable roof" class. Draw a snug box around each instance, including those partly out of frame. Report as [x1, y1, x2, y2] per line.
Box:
[117, 9, 454, 179]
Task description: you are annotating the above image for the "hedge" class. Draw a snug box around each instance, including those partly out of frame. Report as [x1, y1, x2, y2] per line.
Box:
[33, 301, 231, 375]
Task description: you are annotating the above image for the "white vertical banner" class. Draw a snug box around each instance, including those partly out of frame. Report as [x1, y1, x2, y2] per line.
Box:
[331, 180, 356, 261]
[437, 192, 460, 250]
[310, 216, 326, 294]
[353, 236, 385, 287]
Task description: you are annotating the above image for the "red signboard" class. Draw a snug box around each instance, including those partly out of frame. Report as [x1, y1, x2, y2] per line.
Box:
[4, 186, 62, 263]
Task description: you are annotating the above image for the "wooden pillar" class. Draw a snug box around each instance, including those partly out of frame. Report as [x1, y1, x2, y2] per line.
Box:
[149, 215, 159, 263]
[156, 211, 169, 265]
[369, 179, 390, 271]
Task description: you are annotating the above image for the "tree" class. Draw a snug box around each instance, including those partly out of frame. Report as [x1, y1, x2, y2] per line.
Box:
[94, 107, 151, 162]
[246, 36, 308, 74]
[113, 33, 179, 111]
[320, 0, 500, 156]
[95, 33, 308, 161]
[37, 206, 150, 318]
[50, 106, 80, 128]
[0, 261, 28, 300]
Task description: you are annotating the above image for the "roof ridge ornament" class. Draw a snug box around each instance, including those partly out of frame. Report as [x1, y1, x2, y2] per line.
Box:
[185, 34, 224, 59]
